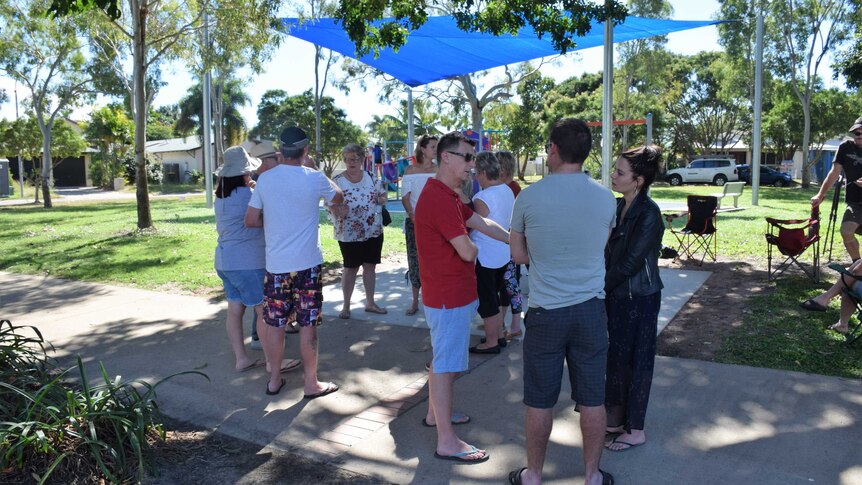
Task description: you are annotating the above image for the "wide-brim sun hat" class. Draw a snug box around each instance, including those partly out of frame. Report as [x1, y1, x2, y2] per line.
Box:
[217, 146, 261, 177]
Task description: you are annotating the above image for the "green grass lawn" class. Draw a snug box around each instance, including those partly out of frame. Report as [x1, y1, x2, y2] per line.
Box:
[1, 183, 860, 378]
[0, 196, 406, 295]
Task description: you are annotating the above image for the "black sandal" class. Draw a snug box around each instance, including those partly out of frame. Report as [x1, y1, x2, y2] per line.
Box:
[507, 467, 527, 485]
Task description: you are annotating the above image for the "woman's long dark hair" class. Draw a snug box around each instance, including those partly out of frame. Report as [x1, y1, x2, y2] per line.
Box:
[215, 175, 246, 198]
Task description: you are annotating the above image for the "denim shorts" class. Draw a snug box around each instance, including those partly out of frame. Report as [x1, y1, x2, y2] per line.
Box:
[217, 269, 265, 307]
[424, 299, 479, 374]
[523, 297, 608, 409]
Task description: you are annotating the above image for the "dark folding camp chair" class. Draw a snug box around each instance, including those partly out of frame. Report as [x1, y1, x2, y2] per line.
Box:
[765, 208, 820, 282]
[665, 195, 718, 266]
[826, 263, 862, 345]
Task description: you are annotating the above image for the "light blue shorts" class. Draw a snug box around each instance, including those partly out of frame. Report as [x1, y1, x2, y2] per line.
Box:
[217, 268, 265, 307]
[424, 299, 479, 374]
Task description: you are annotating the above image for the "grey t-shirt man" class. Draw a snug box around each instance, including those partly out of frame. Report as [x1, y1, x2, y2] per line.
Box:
[510, 172, 616, 309]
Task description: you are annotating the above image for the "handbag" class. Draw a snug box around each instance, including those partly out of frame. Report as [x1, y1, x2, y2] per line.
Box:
[367, 170, 392, 226]
[382, 206, 392, 226]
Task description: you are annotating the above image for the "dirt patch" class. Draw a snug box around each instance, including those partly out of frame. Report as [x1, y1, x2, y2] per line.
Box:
[657, 257, 770, 360]
[144, 417, 390, 485]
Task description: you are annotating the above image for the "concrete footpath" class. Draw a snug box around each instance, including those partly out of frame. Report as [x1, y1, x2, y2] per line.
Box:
[1, 268, 860, 484]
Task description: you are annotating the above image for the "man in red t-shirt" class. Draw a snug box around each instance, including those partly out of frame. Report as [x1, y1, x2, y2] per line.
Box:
[414, 131, 509, 464]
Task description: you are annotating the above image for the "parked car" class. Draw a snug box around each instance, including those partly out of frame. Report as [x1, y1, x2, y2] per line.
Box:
[664, 158, 739, 186]
[736, 164, 793, 187]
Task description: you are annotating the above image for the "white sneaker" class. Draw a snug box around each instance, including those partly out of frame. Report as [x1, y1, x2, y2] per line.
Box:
[249, 339, 263, 350]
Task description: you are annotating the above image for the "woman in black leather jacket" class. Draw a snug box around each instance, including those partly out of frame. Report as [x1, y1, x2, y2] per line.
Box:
[604, 145, 665, 452]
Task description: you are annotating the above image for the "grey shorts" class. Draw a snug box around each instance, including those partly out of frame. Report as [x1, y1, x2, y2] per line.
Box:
[842, 203, 862, 234]
[523, 298, 608, 409]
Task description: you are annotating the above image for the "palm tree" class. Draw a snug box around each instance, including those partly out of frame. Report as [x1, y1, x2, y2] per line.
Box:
[176, 77, 250, 166]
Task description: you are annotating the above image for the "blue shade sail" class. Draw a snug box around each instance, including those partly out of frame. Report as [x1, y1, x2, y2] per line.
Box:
[282, 16, 726, 87]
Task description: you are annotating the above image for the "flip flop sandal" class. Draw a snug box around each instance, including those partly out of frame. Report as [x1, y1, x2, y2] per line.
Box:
[364, 306, 388, 314]
[405, 307, 419, 316]
[268, 359, 302, 374]
[433, 445, 489, 464]
[265, 378, 286, 396]
[339, 309, 351, 319]
[800, 299, 828, 312]
[508, 468, 527, 485]
[304, 382, 339, 400]
[237, 359, 264, 373]
[421, 413, 471, 427]
[605, 437, 645, 452]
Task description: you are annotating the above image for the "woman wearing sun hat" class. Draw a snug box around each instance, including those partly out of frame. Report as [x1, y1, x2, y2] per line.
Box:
[215, 146, 300, 375]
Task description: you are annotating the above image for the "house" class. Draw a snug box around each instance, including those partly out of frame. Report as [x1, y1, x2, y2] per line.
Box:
[145, 136, 277, 183]
[707, 135, 847, 182]
[6, 119, 98, 187]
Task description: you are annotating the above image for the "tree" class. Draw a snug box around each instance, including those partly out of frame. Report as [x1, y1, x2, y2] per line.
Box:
[665, 52, 748, 160]
[176, 79, 250, 147]
[614, 0, 672, 150]
[147, 105, 180, 141]
[508, 72, 555, 179]
[250, 89, 366, 176]
[832, 0, 862, 88]
[194, 0, 281, 167]
[85, 105, 133, 187]
[0, 0, 94, 208]
[336, 1, 627, 58]
[766, 0, 852, 188]
[74, 0, 200, 228]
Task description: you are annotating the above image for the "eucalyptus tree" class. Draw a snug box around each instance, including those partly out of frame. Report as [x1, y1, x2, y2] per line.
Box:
[832, 0, 862, 88]
[614, 0, 673, 150]
[195, 0, 281, 167]
[0, 0, 94, 207]
[68, 0, 200, 228]
[766, 0, 852, 187]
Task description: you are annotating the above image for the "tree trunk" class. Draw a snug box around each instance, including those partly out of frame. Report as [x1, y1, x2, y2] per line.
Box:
[133, 0, 153, 229]
[38, 120, 53, 208]
[212, 78, 224, 169]
[800, 98, 812, 188]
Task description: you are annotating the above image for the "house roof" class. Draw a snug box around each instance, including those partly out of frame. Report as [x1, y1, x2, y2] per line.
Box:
[708, 136, 847, 152]
[145, 136, 201, 153]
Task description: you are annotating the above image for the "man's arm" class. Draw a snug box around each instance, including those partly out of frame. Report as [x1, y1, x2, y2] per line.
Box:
[812, 162, 842, 207]
[448, 234, 478, 262]
[510, 230, 528, 264]
[244, 206, 263, 227]
[465, 212, 508, 243]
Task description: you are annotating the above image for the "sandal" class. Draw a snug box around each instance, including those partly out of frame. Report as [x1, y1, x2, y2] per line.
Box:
[339, 309, 351, 319]
[800, 299, 827, 312]
[364, 305, 387, 314]
[405, 306, 419, 316]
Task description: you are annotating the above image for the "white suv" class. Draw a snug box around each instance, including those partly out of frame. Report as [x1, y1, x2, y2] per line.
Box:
[664, 158, 739, 186]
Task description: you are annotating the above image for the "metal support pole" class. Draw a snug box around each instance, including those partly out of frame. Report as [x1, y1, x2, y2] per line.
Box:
[202, 8, 214, 208]
[407, 88, 415, 157]
[646, 112, 653, 146]
[14, 82, 24, 196]
[751, 12, 764, 206]
[601, 12, 614, 187]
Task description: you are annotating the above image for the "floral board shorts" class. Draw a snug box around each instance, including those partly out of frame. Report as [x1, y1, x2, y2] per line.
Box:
[263, 265, 323, 328]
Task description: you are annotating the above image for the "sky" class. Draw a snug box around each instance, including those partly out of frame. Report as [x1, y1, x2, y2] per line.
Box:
[0, 0, 835, 134]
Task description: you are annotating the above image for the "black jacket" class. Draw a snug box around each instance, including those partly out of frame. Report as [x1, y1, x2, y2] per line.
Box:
[605, 191, 664, 300]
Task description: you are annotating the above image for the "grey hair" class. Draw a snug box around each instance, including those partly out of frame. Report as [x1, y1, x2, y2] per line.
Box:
[474, 151, 500, 180]
[342, 143, 365, 159]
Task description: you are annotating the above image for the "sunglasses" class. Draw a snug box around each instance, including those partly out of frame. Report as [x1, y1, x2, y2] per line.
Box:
[446, 151, 475, 162]
[545, 141, 553, 153]
[853, 131, 862, 137]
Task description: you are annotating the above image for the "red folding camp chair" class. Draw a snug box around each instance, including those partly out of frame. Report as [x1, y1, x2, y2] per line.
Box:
[765, 208, 820, 282]
[665, 195, 719, 266]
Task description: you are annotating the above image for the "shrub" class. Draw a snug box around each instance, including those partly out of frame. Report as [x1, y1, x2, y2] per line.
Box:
[185, 169, 204, 185]
[122, 154, 164, 186]
[0, 320, 207, 483]
[90, 149, 129, 189]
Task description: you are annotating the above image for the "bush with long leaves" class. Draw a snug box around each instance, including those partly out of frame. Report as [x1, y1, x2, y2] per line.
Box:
[0, 320, 208, 483]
